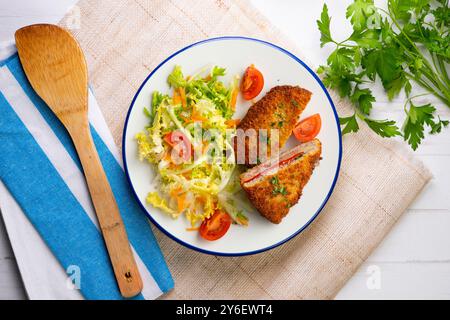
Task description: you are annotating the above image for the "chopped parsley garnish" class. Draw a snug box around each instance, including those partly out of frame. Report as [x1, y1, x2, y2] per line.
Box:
[270, 176, 279, 185]
[270, 175, 288, 196]
[275, 111, 285, 120]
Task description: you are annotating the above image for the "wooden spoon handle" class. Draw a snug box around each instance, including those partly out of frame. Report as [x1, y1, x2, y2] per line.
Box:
[67, 115, 143, 298]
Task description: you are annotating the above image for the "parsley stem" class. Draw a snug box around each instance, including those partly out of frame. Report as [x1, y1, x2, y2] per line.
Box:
[394, 35, 450, 106]
[379, 5, 449, 100]
[336, 42, 355, 48]
[403, 93, 431, 113]
[385, 34, 448, 102]
[355, 110, 366, 121]
[437, 56, 450, 88]
[382, 7, 422, 55]
[431, 53, 450, 91]
[331, 39, 355, 49]
[404, 72, 449, 105]
[421, 67, 449, 100]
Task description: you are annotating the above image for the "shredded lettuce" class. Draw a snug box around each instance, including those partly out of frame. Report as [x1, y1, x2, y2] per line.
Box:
[211, 66, 226, 79]
[167, 65, 186, 88]
[146, 192, 178, 218]
[135, 132, 153, 161]
[218, 198, 248, 226]
[149, 91, 169, 121]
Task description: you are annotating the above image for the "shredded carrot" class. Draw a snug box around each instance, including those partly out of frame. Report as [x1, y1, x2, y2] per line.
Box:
[179, 106, 201, 123]
[178, 87, 187, 108]
[203, 74, 212, 81]
[163, 152, 172, 162]
[202, 140, 209, 155]
[196, 195, 206, 205]
[178, 113, 190, 123]
[176, 193, 187, 212]
[167, 163, 177, 170]
[230, 88, 238, 111]
[173, 88, 181, 105]
[182, 170, 192, 179]
[186, 227, 200, 231]
[186, 105, 208, 123]
[225, 118, 241, 128]
[170, 187, 188, 213]
[170, 187, 183, 198]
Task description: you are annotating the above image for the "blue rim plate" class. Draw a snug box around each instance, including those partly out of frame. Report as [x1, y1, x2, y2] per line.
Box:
[122, 36, 342, 256]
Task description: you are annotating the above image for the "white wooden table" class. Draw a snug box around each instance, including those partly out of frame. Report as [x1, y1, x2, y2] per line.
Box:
[0, 0, 449, 300]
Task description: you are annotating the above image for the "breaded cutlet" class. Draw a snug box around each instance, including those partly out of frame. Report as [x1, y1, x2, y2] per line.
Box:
[240, 139, 322, 224]
[235, 85, 312, 166]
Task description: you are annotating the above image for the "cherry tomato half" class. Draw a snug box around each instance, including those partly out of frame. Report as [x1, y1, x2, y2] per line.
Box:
[293, 114, 322, 143]
[164, 131, 192, 162]
[199, 209, 232, 241]
[240, 65, 264, 100]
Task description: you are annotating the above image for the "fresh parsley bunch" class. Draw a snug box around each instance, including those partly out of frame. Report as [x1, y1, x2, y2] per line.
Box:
[317, 0, 449, 149]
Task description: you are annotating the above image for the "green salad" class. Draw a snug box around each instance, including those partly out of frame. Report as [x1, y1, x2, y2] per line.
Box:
[136, 65, 250, 228]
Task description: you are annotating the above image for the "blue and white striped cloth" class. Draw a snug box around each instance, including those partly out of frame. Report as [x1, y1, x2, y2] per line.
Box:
[0, 52, 173, 300]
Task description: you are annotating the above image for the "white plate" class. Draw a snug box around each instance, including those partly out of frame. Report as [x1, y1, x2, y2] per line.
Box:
[123, 37, 342, 256]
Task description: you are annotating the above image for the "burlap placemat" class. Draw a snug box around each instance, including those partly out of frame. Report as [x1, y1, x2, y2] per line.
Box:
[60, 0, 432, 299]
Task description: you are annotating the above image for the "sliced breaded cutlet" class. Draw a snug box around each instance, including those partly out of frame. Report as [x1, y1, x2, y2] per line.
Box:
[240, 139, 322, 224]
[235, 85, 312, 166]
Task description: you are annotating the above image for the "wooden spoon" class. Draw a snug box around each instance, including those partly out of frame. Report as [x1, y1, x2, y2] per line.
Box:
[15, 24, 143, 298]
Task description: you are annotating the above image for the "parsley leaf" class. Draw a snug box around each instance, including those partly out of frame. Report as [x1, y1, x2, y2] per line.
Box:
[433, 2, 450, 27]
[361, 47, 401, 86]
[346, 0, 376, 31]
[317, 4, 333, 47]
[328, 47, 355, 72]
[389, 0, 430, 22]
[430, 117, 449, 135]
[351, 87, 375, 114]
[403, 103, 436, 150]
[322, 68, 356, 97]
[350, 29, 382, 49]
[340, 113, 360, 135]
[385, 74, 408, 100]
[388, 0, 414, 22]
[364, 118, 401, 137]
